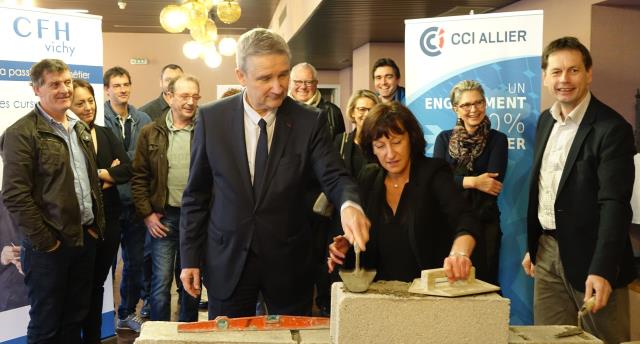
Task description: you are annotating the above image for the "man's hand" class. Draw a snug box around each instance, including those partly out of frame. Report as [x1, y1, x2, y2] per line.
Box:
[1, 245, 20, 266]
[180, 268, 201, 298]
[522, 252, 535, 277]
[340, 206, 370, 251]
[585, 274, 612, 313]
[327, 235, 351, 273]
[144, 212, 169, 238]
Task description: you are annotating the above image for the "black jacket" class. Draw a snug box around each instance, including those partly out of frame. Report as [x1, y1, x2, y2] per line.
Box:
[1, 109, 105, 251]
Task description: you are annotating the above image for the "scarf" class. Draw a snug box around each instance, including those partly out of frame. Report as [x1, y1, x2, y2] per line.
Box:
[448, 116, 490, 172]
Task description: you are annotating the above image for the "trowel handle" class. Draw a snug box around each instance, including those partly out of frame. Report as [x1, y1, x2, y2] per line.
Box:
[354, 242, 361, 272]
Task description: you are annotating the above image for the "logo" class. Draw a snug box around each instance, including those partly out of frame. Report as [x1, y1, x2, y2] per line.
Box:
[420, 27, 445, 57]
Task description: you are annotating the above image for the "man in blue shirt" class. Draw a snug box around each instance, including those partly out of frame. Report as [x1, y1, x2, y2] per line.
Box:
[103, 66, 151, 332]
[372, 58, 405, 105]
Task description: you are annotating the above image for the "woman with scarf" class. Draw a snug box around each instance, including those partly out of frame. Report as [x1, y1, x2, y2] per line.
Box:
[433, 80, 508, 286]
[70, 79, 132, 343]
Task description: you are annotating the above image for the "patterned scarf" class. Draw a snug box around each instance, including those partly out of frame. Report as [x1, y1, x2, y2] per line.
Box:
[448, 116, 491, 172]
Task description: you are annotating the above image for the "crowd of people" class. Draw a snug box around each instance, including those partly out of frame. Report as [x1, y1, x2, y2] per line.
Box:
[0, 28, 636, 344]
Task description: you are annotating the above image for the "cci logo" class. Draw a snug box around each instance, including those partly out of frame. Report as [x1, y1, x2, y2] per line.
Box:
[420, 27, 445, 57]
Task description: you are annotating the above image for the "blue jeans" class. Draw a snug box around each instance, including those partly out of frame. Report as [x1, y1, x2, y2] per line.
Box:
[150, 206, 199, 321]
[21, 230, 96, 344]
[117, 205, 146, 319]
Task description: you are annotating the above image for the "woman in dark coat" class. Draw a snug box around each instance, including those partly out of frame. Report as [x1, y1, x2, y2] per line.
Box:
[70, 79, 132, 343]
[328, 102, 480, 282]
[333, 90, 380, 177]
[433, 80, 508, 285]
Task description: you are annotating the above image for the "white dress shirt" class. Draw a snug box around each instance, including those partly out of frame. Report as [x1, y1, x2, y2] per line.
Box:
[243, 92, 276, 185]
[537, 92, 591, 230]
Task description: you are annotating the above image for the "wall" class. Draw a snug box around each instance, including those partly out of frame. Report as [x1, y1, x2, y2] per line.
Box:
[496, 0, 606, 112]
[103, 32, 240, 107]
[591, 5, 640, 124]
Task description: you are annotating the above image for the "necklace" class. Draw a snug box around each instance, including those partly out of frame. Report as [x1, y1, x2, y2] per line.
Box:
[387, 176, 409, 188]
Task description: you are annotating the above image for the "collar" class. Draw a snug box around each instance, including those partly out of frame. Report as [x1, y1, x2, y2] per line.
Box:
[36, 103, 77, 128]
[242, 91, 276, 127]
[549, 92, 591, 126]
[166, 110, 194, 132]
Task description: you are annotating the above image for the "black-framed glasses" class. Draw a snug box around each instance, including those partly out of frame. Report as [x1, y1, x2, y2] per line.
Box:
[292, 80, 317, 87]
[355, 107, 371, 115]
[456, 99, 485, 112]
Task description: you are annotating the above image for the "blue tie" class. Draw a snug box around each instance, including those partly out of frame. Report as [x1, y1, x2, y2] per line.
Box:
[253, 118, 268, 198]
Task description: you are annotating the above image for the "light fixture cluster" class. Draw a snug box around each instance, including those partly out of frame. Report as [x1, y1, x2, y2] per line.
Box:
[159, 0, 240, 68]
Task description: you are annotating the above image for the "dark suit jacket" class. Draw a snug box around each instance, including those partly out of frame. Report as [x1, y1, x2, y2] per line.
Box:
[353, 157, 480, 276]
[527, 95, 637, 291]
[180, 94, 360, 300]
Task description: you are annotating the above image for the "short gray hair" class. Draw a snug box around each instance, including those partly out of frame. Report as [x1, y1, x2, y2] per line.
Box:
[236, 28, 291, 72]
[30, 59, 69, 88]
[168, 74, 200, 93]
[290, 62, 318, 80]
[449, 80, 485, 106]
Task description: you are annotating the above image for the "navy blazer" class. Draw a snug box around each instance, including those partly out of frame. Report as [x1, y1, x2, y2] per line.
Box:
[179, 94, 360, 300]
[527, 95, 637, 291]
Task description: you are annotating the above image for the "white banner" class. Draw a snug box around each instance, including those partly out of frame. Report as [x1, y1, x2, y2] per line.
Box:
[0, 5, 111, 343]
[405, 10, 543, 325]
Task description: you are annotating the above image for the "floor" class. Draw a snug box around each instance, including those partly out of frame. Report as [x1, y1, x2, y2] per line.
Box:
[108, 256, 209, 344]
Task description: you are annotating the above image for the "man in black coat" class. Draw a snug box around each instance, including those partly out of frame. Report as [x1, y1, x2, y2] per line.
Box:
[522, 37, 636, 344]
[179, 28, 370, 318]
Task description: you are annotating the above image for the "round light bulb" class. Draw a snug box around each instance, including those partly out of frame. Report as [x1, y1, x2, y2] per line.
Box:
[183, 0, 208, 30]
[201, 44, 222, 68]
[218, 37, 237, 56]
[216, 0, 241, 24]
[159, 5, 188, 33]
[183, 40, 203, 60]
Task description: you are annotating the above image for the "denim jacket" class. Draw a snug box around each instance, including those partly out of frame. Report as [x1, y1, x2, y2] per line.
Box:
[103, 101, 151, 205]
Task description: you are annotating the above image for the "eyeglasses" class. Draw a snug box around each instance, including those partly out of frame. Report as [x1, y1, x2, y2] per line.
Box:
[174, 93, 202, 102]
[292, 80, 317, 87]
[355, 107, 371, 115]
[456, 99, 485, 112]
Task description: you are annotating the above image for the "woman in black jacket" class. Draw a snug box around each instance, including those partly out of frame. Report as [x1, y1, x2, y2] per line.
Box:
[328, 102, 479, 282]
[70, 79, 132, 343]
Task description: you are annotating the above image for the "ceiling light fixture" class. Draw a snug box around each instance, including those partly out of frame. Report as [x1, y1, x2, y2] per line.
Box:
[159, 0, 241, 67]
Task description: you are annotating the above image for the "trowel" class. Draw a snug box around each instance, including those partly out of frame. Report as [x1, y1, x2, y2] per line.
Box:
[339, 242, 376, 293]
[408, 267, 500, 297]
[555, 296, 596, 338]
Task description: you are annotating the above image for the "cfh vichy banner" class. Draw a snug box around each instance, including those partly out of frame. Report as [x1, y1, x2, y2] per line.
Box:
[405, 10, 543, 324]
[0, 5, 110, 343]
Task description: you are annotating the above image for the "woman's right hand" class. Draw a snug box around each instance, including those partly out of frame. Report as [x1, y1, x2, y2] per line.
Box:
[328, 235, 351, 273]
[469, 172, 502, 196]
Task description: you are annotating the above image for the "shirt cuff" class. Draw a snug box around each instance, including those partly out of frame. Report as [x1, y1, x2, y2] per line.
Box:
[340, 201, 364, 215]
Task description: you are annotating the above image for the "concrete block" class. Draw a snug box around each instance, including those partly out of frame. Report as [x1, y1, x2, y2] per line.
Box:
[135, 321, 296, 344]
[330, 281, 510, 344]
[508, 326, 603, 344]
[297, 329, 330, 344]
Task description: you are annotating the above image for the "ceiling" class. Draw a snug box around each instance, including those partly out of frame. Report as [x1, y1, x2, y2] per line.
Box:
[25, 0, 640, 70]
[32, 0, 279, 35]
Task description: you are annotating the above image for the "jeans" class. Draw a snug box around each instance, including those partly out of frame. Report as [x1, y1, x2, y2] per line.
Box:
[150, 206, 199, 321]
[22, 230, 96, 344]
[117, 205, 146, 320]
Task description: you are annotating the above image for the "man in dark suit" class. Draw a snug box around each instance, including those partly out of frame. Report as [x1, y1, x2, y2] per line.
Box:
[522, 37, 636, 344]
[179, 28, 370, 318]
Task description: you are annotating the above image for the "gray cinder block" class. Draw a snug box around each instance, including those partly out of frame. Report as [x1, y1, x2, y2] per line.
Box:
[135, 321, 296, 344]
[330, 281, 510, 344]
[509, 326, 603, 344]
